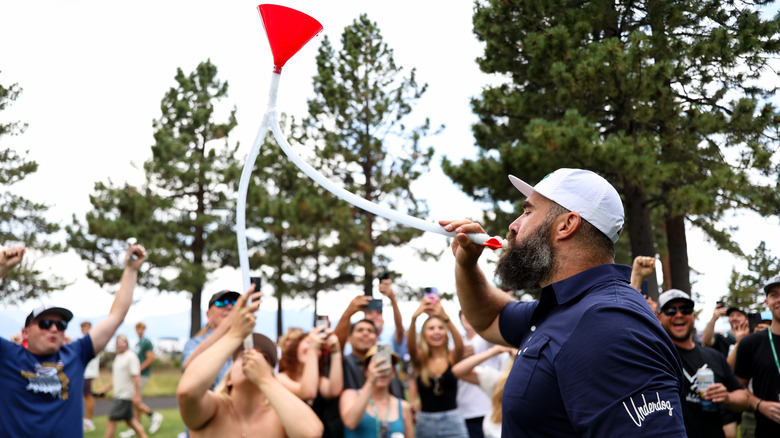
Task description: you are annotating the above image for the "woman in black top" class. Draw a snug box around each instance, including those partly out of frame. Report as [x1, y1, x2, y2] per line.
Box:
[408, 296, 467, 438]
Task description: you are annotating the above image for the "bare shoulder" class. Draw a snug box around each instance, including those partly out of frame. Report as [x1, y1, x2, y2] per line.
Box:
[191, 398, 284, 438]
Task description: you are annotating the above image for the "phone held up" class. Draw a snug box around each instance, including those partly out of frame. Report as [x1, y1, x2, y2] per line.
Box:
[250, 276, 262, 293]
[375, 343, 391, 374]
[315, 315, 329, 337]
[424, 287, 439, 305]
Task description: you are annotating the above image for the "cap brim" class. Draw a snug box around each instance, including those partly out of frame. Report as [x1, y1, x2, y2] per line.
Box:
[508, 175, 535, 198]
[39, 307, 73, 323]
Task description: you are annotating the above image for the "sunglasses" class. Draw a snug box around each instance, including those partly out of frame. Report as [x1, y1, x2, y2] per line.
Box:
[662, 305, 694, 316]
[213, 299, 236, 308]
[37, 319, 68, 331]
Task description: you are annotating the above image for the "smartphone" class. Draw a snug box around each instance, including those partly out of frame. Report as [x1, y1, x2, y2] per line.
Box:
[315, 315, 329, 329]
[716, 301, 724, 309]
[424, 287, 439, 303]
[365, 298, 383, 312]
[250, 276, 262, 293]
[375, 343, 391, 373]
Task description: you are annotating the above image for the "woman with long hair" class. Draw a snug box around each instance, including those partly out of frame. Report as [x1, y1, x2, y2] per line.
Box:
[340, 345, 414, 438]
[407, 296, 467, 437]
[277, 326, 343, 403]
[452, 345, 516, 438]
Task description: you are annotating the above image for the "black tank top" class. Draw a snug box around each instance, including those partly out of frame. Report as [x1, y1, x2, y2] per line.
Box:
[417, 364, 458, 412]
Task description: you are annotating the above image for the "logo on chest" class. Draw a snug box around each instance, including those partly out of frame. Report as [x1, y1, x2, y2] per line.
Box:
[20, 361, 70, 400]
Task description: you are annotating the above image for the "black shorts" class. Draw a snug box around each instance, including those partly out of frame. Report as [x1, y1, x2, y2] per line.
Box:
[109, 399, 134, 421]
[83, 378, 93, 397]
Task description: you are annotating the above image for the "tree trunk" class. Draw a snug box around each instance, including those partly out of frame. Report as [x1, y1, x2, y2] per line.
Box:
[190, 287, 202, 337]
[622, 181, 660, 298]
[665, 214, 691, 293]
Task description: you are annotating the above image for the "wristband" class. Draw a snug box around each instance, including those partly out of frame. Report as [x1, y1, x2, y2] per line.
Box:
[756, 399, 763, 413]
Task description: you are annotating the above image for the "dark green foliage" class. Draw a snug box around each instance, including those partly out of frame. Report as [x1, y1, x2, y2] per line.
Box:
[302, 14, 440, 294]
[67, 60, 242, 336]
[444, 0, 780, 294]
[725, 241, 780, 311]
[0, 72, 65, 303]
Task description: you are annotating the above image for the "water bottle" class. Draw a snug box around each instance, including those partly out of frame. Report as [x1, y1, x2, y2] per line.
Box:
[697, 368, 717, 412]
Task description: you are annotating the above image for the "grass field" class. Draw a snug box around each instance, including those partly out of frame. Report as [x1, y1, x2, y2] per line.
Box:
[87, 365, 185, 437]
[85, 407, 185, 437]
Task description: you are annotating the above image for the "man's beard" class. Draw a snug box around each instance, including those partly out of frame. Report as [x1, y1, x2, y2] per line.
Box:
[495, 217, 557, 291]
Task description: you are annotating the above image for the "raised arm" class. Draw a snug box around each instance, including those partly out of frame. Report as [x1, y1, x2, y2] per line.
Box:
[630, 256, 656, 291]
[245, 349, 324, 438]
[90, 244, 146, 354]
[441, 219, 512, 345]
[0, 246, 26, 278]
[334, 295, 371, 350]
[338, 355, 388, 429]
[278, 329, 325, 401]
[701, 306, 727, 347]
[433, 302, 464, 364]
[177, 288, 261, 430]
[319, 331, 343, 398]
[379, 280, 405, 345]
[407, 300, 432, 366]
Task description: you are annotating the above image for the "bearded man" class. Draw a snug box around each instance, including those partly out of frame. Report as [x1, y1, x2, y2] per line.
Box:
[441, 168, 685, 437]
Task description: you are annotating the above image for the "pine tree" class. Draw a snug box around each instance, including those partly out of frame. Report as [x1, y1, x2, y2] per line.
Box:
[67, 60, 242, 335]
[302, 15, 438, 294]
[443, 0, 780, 295]
[725, 241, 780, 311]
[0, 73, 64, 303]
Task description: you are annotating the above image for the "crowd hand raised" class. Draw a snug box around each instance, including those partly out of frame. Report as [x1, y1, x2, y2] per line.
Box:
[711, 306, 728, 320]
[366, 355, 391, 384]
[631, 256, 656, 278]
[307, 327, 326, 350]
[125, 244, 146, 269]
[227, 289, 262, 339]
[242, 349, 273, 387]
[378, 280, 395, 301]
[0, 246, 26, 272]
[347, 295, 372, 316]
[413, 297, 436, 318]
[324, 330, 340, 352]
[734, 319, 750, 342]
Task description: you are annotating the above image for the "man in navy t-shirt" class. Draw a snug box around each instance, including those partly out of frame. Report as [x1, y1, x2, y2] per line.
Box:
[442, 168, 686, 436]
[0, 244, 146, 437]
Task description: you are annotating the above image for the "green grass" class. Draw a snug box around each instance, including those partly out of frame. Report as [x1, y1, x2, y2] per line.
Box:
[85, 407, 185, 438]
[93, 367, 182, 398]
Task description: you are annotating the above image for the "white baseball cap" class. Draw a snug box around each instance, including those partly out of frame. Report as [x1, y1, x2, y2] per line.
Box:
[508, 168, 624, 243]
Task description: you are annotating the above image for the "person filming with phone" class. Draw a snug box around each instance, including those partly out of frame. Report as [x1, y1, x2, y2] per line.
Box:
[339, 344, 414, 438]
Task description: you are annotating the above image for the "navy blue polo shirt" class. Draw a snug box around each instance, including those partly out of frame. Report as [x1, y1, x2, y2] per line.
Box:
[499, 264, 686, 436]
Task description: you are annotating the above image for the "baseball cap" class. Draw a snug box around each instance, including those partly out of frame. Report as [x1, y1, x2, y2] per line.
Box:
[25, 305, 74, 327]
[508, 168, 624, 243]
[726, 307, 746, 318]
[656, 289, 695, 314]
[232, 333, 278, 368]
[761, 310, 773, 322]
[764, 274, 780, 294]
[208, 290, 241, 308]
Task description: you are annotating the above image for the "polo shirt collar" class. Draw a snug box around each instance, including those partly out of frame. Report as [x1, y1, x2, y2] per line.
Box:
[545, 263, 632, 305]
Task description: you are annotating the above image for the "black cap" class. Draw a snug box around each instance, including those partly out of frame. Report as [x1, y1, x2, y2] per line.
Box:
[208, 290, 241, 308]
[25, 305, 73, 327]
[726, 307, 747, 318]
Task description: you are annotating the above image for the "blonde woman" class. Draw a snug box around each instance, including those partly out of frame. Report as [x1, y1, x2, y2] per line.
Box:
[452, 345, 516, 438]
[408, 296, 467, 438]
[339, 345, 414, 438]
[177, 289, 323, 438]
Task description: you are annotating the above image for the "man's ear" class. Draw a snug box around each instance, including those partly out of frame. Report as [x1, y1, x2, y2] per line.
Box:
[553, 212, 582, 241]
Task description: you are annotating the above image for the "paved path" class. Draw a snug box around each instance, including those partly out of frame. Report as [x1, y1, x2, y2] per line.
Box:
[94, 396, 178, 416]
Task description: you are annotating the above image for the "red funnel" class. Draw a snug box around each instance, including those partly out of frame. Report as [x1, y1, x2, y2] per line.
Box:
[257, 4, 323, 72]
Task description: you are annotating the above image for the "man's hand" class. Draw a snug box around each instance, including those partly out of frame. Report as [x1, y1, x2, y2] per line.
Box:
[440, 219, 487, 264]
[226, 288, 262, 340]
[756, 400, 780, 424]
[733, 319, 750, 342]
[125, 244, 146, 271]
[346, 295, 371, 316]
[378, 280, 396, 302]
[0, 246, 26, 278]
[632, 256, 656, 278]
[711, 306, 727, 321]
[243, 349, 274, 389]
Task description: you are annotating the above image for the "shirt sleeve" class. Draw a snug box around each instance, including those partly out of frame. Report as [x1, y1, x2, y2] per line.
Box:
[498, 301, 537, 347]
[130, 355, 141, 376]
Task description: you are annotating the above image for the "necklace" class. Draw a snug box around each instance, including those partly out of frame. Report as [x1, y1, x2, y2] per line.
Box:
[432, 374, 444, 396]
[768, 329, 780, 376]
[369, 396, 392, 438]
